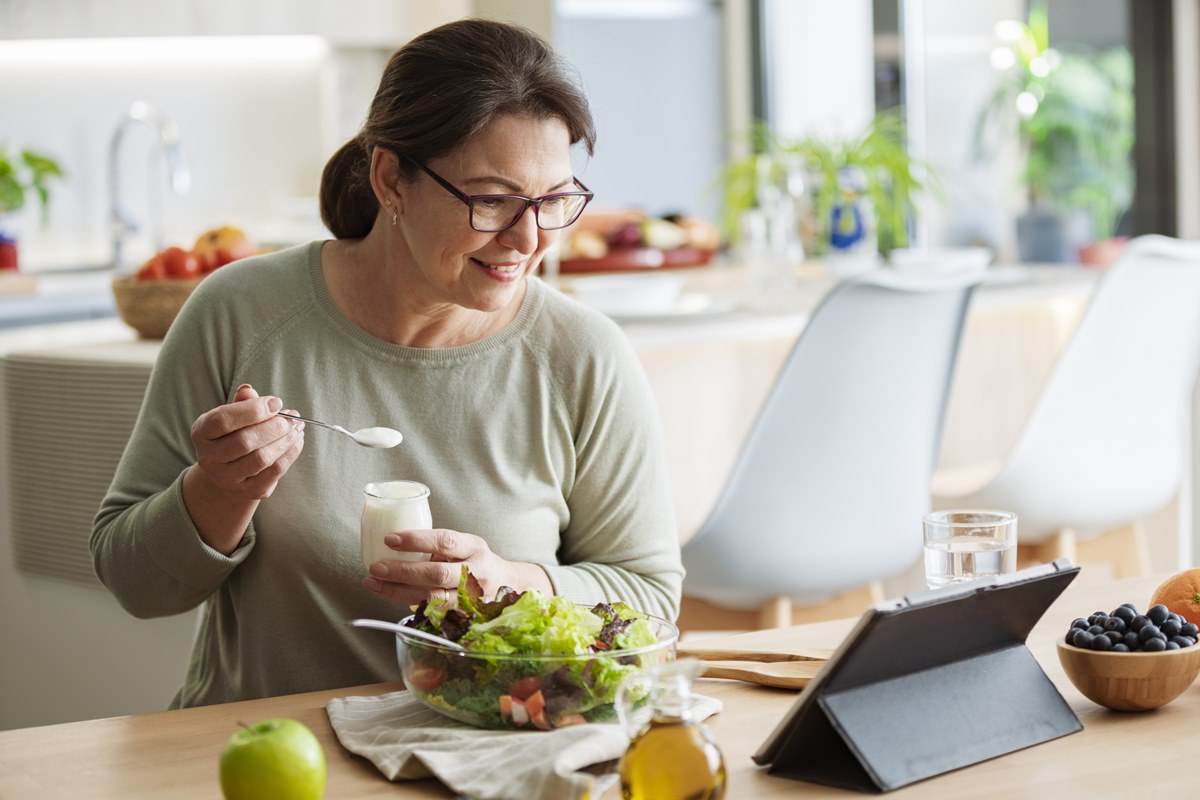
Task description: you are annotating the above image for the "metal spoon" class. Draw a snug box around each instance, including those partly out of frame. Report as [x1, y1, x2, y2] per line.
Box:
[351, 618, 467, 651]
[276, 412, 403, 449]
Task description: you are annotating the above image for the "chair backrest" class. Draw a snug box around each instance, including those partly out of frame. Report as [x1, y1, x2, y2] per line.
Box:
[681, 267, 984, 609]
[963, 235, 1200, 538]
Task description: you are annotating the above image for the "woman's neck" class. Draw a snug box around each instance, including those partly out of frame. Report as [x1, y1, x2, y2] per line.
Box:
[320, 236, 526, 348]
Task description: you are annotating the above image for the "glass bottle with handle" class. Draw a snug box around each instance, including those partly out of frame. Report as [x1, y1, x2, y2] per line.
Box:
[616, 658, 727, 800]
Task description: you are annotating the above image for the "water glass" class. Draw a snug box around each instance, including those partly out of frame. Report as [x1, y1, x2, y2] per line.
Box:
[922, 509, 1017, 589]
[360, 480, 433, 570]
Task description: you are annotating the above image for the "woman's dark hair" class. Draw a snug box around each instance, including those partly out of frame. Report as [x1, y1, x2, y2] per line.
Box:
[319, 18, 596, 239]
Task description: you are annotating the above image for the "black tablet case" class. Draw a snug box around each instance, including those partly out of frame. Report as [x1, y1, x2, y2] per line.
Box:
[753, 560, 1082, 793]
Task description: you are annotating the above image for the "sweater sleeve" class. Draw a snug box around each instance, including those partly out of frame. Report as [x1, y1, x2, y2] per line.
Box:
[90, 267, 257, 618]
[539, 320, 684, 621]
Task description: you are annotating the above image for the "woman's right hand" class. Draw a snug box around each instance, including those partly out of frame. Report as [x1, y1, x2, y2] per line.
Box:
[183, 384, 305, 554]
[190, 383, 305, 500]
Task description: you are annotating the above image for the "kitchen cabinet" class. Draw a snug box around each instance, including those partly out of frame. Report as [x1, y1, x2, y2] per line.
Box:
[0, 0, 471, 47]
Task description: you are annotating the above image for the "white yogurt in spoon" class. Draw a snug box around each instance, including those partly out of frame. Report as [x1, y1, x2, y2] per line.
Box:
[350, 426, 404, 448]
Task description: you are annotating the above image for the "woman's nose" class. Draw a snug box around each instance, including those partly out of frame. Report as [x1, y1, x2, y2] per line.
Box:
[497, 205, 541, 253]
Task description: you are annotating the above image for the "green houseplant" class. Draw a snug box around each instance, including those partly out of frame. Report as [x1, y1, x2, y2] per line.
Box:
[976, 1, 1133, 258]
[0, 145, 65, 269]
[0, 145, 64, 220]
[719, 111, 930, 258]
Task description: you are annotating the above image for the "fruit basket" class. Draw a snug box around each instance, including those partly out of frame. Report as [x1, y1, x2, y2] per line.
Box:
[111, 275, 202, 339]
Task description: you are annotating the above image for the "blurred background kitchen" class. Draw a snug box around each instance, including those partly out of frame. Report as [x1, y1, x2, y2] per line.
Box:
[2, 0, 1199, 729]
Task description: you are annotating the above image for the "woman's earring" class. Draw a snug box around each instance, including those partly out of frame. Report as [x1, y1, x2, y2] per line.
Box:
[385, 199, 397, 227]
[392, 209, 398, 227]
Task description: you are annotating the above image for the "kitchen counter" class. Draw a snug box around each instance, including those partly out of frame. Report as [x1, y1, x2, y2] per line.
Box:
[0, 269, 119, 330]
[0, 574, 1190, 798]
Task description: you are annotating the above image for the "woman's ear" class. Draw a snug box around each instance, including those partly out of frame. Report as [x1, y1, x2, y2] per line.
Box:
[369, 147, 403, 213]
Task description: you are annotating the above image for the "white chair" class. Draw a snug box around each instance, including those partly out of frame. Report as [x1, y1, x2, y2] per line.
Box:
[679, 266, 985, 631]
[932, 235, 1200, 578]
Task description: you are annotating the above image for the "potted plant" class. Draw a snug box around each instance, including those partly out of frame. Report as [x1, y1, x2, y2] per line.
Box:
[718, 110, 931, 262]
[0, 145, 66, 269]
[975, 1, 1133, 263]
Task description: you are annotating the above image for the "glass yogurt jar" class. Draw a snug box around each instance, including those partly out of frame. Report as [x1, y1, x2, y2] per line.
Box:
[360, 480, 433, 570]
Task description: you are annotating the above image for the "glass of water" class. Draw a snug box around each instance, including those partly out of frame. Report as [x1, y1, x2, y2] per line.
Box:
[922, 509, 1018, 589]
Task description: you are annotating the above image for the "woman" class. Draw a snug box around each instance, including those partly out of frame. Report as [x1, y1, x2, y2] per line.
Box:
[91, 19, 683, 708]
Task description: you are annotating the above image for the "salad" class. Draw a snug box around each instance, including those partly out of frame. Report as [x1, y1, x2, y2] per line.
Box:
[400, 566, 672, 730]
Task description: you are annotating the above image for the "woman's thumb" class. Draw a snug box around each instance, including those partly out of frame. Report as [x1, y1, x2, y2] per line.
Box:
[234, 383, 259, 401]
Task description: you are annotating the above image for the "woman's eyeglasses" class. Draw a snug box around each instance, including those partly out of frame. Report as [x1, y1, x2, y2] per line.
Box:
[404, 157, 593, 233]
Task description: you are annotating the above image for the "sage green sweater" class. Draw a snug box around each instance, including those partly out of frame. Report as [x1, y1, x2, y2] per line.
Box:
[91, 241, 683, 708]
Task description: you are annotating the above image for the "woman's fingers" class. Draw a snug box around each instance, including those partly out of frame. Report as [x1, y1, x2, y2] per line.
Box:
[190, 385, 305, 497]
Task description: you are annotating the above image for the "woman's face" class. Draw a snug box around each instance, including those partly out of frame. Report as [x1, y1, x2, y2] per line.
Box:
[395, 114, 576, 314]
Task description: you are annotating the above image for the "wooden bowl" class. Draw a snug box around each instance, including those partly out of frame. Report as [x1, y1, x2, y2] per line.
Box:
[111, 276, 202, 339]
[1056, 639, 1200, 711]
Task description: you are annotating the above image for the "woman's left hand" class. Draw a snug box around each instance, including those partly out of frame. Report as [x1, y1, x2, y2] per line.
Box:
[362, 528, 553, 605]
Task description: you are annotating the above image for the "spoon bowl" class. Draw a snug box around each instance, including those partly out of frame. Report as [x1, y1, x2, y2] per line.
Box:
[276, 412, 403, 448]
[351, 618, 466, 651]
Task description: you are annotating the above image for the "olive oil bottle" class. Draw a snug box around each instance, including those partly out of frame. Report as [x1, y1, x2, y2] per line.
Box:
[617, 659, 726, 799]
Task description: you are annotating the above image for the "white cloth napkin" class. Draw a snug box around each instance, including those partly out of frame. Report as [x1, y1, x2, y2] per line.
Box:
[326, 689, 722, 800]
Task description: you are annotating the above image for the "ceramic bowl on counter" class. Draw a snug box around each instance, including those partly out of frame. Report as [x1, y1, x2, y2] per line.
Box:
[395, 612, 678, 730]
[568, 273, 686, 317]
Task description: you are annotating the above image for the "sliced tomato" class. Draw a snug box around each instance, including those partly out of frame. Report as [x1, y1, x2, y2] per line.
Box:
[507, 675, 543, 701]
[406, 663, 447, 692]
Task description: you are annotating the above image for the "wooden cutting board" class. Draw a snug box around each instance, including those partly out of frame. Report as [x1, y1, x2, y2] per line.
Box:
[0, 272, 38, 296]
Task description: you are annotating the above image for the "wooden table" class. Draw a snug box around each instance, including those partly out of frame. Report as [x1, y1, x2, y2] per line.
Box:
[1, 574, 1193, 798]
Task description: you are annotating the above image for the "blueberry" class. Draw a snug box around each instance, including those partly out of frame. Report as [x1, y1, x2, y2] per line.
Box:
[1104, 630, 1124, 644]
[1123, 631, 1140, 648]
[1111, 643, 1131, 652]
[1121, 602, 1139, 612]
[1143, 637, 1168, 652]
[1088, 612, 1110, 626]
[1162, 619, 1182, 637]
[1181, 623, 1199, 638]
[1140, 625, 1167, 643]
[1073, 630, 1095, 648]
[1130, 615, 1151, 631]
[1087, 624, 1105, 636]
[1112, 606, 1137, 623]
[1071, 617, 1089, 630]
[1171, 636, 1195, 648]
[1169, 613, 1185, 624]
[1103, 617, 1127, 633]
[1090, 634, 1113, 651]
[1166, 641, 1181, 650]
[1148, 605, 1170, 625]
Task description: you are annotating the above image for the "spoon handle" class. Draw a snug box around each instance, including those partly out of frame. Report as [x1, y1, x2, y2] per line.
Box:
[275, 411, 338, 432]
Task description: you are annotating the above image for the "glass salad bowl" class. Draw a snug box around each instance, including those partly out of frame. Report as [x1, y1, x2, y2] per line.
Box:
[393, 593, 678, 731]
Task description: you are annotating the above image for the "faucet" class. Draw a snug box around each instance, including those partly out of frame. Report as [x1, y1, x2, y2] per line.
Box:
[108, 100, 191, 269]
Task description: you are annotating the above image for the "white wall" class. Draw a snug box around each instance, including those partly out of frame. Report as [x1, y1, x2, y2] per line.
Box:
[0, 36, 340, 272]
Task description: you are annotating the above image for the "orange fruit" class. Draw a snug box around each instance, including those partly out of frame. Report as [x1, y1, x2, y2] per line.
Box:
[1148, 568, 1200, 625]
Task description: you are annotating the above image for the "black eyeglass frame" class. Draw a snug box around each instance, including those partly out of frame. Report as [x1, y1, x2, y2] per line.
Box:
[402, 156, 593, 233]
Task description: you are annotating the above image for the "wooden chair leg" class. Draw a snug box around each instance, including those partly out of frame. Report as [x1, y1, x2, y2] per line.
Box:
[1076, 520, 1151, 579]
[787, 582, 884, 626]
[758, 596, 792, 629]
[1018, 522, 1151, 579]
[1018, 528, 1077, 569]
[678, 582, 885, 635]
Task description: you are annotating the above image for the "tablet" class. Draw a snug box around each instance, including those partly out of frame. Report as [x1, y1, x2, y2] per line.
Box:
[753, 559, 1082, 792]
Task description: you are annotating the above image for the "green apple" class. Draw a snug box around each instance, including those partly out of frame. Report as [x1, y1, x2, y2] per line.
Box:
[219, 718, 327, 800]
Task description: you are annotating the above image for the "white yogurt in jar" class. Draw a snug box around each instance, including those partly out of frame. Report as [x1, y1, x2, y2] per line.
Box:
[360, 480, 432, 570]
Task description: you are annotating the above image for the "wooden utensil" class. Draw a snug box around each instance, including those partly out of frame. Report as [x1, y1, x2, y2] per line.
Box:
[676, 646, 834, 663]
[676, 646, 832, 690]
[697, 659, 824, 689]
